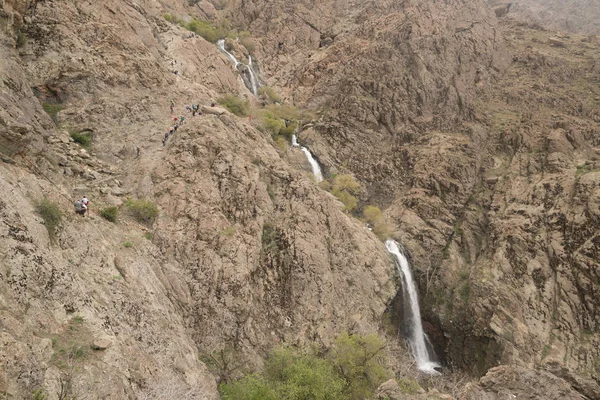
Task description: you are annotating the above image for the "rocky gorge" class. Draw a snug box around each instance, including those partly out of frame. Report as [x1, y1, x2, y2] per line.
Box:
[0, 0, 599, 399]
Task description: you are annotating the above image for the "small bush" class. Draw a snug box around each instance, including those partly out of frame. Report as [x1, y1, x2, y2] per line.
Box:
[220, 375, 278, 400]
[123, 241, 133, 248]
[125, 198, 159, 224]
[330, 333, 388, 399]
[218, 94, 249, 117]
[363, 205, 383, 224]
[332, 189, 357, 211]
[42, 102, 63, 125]
[143, 232, 153, 240]
[397, 378, 421, 395]
[37, 198, 62, 242]
[363, 205, 393, 240]
[32, 389, 48, 400]
[16, 31, 27, 48]
[257, 86, 281, 103]
[99, 206, 118, 222]
[70, 131, 92, 148]
[219, 226, 236, 236]
[333, 174, 360, 193]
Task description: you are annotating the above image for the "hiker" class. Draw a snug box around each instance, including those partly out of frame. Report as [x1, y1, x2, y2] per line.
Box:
[186, 105, 191, 112]
[81, 196, 89, 215]
[74, 200, 86, 216]
[170, 100, 174, 114]
[169, 127, 174, 136]
[162, 137, 166, 146]
[180, 116, 185, 125]
[173, 116, 179, 123]
[173, 124, 179, 133]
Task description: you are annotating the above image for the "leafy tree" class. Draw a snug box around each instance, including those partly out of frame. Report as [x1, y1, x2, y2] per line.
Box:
[329, 333, 388, 399]
[220, 375, 279, 400]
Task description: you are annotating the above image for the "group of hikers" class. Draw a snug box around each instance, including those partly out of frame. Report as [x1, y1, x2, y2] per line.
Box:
[162, 100, 203, 146]
[74, 196, 89, 216]
[74, 101, 211, 215]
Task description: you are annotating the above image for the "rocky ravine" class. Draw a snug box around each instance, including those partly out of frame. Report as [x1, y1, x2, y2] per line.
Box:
[1, 0, 600, 399]
[222, 0, 600, 396]
[1, 0, 395, 398]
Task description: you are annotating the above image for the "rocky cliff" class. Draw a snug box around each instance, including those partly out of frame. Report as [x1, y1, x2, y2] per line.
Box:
[487, 0, 600, 35]
[1, 0, 599, 399]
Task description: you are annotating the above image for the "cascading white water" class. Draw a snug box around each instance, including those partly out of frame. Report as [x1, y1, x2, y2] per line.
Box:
[301, 147, 323, 182]
[385, 239, 441, 375]
[291, 134, 299, 147]
[217, 39, 239, 67]
[247, 55, 259, 96]
[216, 40, 260, 96]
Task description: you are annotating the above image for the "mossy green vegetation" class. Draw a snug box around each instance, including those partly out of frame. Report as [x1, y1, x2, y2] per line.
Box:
[125, 198, 159, 224]
[37, 197, 62, 242]
[219, 333, 388, 400]
[99, 206, 118, 222]
[218, 94, 250, 117]
[163, 14, 233, 43]
[70, 130, 92, 149]
[42, 102, 63, 125]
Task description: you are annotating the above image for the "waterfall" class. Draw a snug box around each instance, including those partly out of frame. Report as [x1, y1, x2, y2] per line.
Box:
[292, 135, 323, 182]
[301, 147, 323, 182]
[217, 39, 239, 68]
[216, 40, 260, 96]
[247, 55, 259, 96]
[385, 239, 441, 375]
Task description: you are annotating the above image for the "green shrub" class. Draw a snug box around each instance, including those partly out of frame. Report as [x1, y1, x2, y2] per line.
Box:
[265, 347, 345, 400]
[397, 378, 421, 395]
[257, 86, 281, 103]
[32, 389, 48, 400]
[332, 189, 357, 212]
[125, 198, 159, 224]
[219, 334, 388, 400]
[16, 31, 27, 48]
[143, 232, 153, 240]
[333, 174, 360, 193]
[164, 14, 229, 43]
[362, 205, 393, 240]
[220, 347, 345, 400]
[99, 206, 118, 222]
[42, 102, 63, 125]
[218, 94, 250, 117]
[328, 174, 360, 212]
[70, 131, 92, 148]
[330, 333, 388, 399]
[37, 198, 62, 242]
[123, 241, 133, 248]
[363, 205, 383, 224]
[220, 375, 279, 400]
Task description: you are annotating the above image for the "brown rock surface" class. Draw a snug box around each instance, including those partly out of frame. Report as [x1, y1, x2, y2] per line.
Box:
[462, 365, 587, 399]
[0, 0, 599, 398]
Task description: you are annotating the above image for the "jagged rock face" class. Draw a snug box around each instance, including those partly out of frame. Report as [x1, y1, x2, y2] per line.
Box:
[487, 0, 600, 35]
[149, 114, 394, 357]
[0, 0, 396, 398]
[232, 0, 510, 199]
[228, 0, 600, 388]
[463, 365, 588, 399]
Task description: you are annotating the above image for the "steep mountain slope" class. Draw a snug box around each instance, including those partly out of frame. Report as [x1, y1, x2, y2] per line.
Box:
[218, 0, 600, 393]
[488, 0, 600, 35]
[1, 0, 395, 398]
[1, 0, 599, 398]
